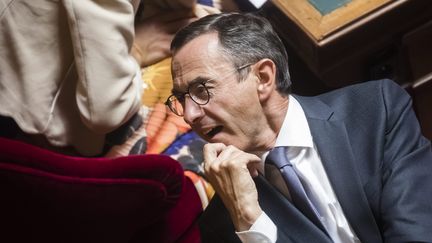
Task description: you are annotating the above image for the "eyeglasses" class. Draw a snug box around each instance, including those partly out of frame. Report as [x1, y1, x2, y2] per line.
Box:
[165, 63, 252, 116]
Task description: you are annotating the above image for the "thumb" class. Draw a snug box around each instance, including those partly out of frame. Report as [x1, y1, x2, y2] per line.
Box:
[246, 154, 262, 178]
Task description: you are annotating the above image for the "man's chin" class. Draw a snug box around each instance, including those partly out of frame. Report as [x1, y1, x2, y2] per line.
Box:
[206, 137, 226, 145]
[206, 134, 231, 146]
[211, 137, 244, 149]
[201, 131, 245, 149]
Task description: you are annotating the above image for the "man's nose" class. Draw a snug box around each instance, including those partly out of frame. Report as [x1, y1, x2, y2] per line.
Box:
[183, 96, 204, 125]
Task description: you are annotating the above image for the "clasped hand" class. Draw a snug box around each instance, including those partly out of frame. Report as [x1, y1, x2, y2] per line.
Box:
[203, 143, 263, 231]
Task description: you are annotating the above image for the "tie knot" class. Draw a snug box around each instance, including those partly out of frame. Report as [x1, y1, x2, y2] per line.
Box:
[265, 146, 292, 169]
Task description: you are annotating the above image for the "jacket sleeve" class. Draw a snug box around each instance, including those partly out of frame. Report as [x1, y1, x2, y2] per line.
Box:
[379, 79, 432, 242]
[62, 0, 142, 134]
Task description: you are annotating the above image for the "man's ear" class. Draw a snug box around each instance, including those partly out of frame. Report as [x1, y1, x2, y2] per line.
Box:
[254, 59, 277, 102]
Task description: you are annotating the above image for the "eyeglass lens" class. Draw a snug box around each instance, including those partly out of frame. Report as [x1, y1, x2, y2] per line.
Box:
[168, 82, 210, 116]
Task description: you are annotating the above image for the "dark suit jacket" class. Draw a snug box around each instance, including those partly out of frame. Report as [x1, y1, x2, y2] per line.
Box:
[198, 79, 432, 243]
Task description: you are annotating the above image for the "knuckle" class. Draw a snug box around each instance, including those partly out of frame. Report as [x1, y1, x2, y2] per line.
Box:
[205, 160, 219, 173]
[203, 143, 212, 152]
[224, 159, 238, 169]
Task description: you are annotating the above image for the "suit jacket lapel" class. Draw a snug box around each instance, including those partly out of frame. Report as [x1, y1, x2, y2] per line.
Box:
[255, 176, 332, 243]
[296, 95, 382, 243]
[198, 175, 333, 243]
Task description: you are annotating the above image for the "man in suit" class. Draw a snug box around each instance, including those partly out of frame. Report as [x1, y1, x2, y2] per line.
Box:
[166, 12, 432, 242]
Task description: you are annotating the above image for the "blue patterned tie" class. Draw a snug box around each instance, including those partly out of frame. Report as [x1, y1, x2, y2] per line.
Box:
[265, 146, 326, 232]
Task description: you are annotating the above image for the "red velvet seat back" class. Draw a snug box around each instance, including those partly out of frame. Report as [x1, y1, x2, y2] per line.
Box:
[0, 137, 202, 243]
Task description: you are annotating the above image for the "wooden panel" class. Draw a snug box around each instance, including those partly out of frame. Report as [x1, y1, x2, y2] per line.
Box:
[271, 0, 393, 43]
[263, 0, 432, 87]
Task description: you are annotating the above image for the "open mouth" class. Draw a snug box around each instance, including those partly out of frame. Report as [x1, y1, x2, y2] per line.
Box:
[206, 126, 223, 138]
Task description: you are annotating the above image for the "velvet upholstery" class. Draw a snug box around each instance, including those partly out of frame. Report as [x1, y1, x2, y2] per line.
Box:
[0, 137, 202, 243]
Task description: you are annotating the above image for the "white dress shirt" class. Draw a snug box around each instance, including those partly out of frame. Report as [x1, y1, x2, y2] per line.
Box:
[236, 96, 361, 243]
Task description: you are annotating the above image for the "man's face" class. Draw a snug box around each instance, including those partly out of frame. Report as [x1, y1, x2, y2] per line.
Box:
[171, 33, 268, 152]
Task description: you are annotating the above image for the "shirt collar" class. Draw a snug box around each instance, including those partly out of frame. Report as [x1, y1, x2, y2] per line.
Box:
[274, 95, 313, 148]
[260, 95, 314, 173]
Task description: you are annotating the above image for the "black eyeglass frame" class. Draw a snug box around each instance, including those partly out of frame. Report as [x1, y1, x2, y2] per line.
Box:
[165, 63, 253, 116]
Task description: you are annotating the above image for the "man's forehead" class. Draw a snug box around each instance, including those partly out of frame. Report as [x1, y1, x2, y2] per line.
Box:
[171, 57, 230, 88]
[171, 33, 233, 89]
[171, 59, 206, 87]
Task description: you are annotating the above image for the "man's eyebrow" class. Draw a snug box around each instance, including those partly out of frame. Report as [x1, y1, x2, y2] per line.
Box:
[189, 76, 212, 85]
[171, 76, 212, 94]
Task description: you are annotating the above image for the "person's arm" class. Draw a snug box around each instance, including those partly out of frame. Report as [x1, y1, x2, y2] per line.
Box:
[379, 80, 432, 242]
[63, 0, 141, 133]
[203, 143, 263, 231]
[133, 11, 196, 67]
[203, 143, 277, 242]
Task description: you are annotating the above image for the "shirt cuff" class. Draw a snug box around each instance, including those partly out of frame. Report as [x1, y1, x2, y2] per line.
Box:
[236, 212, 277, 243]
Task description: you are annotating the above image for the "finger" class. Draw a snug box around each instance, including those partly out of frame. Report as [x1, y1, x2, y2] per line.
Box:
[244, 152, 262, 177]
[218, 148, 263, 177]
[216, 146, 261, 167]
[203, 143, 226, 165]
[247, 161, 260, 178]
[214, 146, 262, 177]
[214, 145, 243, 165]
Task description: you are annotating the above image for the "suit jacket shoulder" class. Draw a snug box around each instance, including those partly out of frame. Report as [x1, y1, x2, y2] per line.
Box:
[296, 79, 432, 242]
